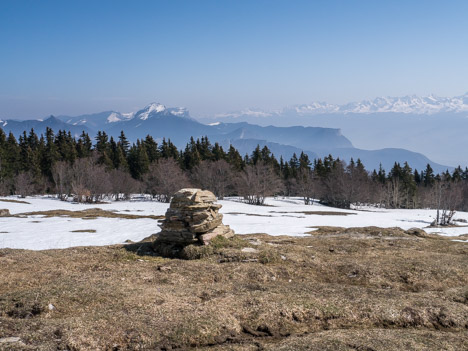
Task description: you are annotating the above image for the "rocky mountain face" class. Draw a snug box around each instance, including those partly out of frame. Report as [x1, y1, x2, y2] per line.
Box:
[0, 102, 453, 173]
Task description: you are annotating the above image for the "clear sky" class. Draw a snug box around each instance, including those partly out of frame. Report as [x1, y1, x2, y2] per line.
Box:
[1, 0, 468, 119]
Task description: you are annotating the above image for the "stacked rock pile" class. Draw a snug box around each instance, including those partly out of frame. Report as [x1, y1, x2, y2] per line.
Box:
[156, 188, 234, 246]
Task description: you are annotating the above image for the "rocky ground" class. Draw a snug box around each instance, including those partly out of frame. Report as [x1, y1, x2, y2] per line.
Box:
[1, 227, 468, 350]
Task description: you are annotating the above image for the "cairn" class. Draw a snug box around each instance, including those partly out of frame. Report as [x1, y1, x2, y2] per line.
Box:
[156, 188, 234, 246]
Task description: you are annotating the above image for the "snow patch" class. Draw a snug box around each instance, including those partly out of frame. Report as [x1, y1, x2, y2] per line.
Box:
[1, 196, 468, 250]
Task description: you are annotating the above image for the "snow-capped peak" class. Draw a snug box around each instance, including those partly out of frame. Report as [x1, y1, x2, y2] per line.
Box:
[106, 111, 135, 123]
[103, 103, 191, 124]
[290, 93, 468, 115]
[107, 112, 122, 123]
[138, 103, 166, 120]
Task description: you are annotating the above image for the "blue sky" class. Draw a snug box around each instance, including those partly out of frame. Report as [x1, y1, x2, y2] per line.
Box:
[1, 0, 468, 118]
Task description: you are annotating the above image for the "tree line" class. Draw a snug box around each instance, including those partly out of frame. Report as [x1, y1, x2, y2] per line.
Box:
[0, 127, 467, 221]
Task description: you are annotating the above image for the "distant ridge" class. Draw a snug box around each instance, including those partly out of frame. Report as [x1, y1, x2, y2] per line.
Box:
[0, 102, 453, 173]
[214, 93, 468, 118]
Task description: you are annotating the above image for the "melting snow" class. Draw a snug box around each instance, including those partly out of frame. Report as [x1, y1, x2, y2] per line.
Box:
[0, 196, 467, 250]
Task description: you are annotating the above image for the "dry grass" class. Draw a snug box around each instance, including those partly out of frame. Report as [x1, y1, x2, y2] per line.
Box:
[15, 208, 164, 220]
[0, 198, 30, 204]
[70, 229, 97, 233]
[0, 227, 467, 350]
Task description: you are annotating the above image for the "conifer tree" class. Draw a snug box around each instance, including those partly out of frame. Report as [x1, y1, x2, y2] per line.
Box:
[250, 145, 261, 165]
[76, 131, 92, 158]
[118, 130, 130, 155]
[143, 135, 160, 163]
[227, 145, 243, 170]
[298, 152, 311, 171]
[212, 142, 226, 161]
[127, 140, 149, 179]
[423, 164, 435, 187]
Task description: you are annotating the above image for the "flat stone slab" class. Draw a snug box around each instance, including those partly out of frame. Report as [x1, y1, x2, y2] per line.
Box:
[156, 188, 234, 246]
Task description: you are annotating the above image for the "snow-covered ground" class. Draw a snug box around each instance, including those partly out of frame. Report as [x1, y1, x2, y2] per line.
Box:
[0, 196, 467, 250]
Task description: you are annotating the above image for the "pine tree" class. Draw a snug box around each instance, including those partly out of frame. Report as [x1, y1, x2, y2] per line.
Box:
[227, 145, 243, 170]
[76, 131, 92, 158]
[127, 140, 150, 179]
[377, 163, 386, 184]
[182, 137, 201, 170]
[298, 152, 311, 171]
[423, 164, 435, 187]
[414, 169, 422, 185]
[198, 136, 213, 160]
[118, 130, 130, 155]
[251, 145, 261, 165]
[143, 135, 160, 163]
[288, 153, 299, 178]
[212, 142, 226, 161]
[40, 128, 59, 179]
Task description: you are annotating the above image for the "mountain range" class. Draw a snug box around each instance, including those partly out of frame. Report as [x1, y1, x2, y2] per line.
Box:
[199, 94, 468, 168]
[0, 101, 455, 173]
[213, 93, 468, 118]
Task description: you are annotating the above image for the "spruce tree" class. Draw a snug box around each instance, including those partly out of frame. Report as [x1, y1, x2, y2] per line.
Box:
[143, 135, 160, 163]
[118, 130, 130, 155]
[423, 164, 435, 187]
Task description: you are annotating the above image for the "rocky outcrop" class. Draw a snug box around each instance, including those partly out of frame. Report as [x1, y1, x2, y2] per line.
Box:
[156, 188, 234, 246]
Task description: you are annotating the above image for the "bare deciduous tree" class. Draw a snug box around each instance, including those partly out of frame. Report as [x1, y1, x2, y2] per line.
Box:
[52, 161, 72, 200]
[15, 172, 35, 198]
[145, 158, 191, 202]
[432, 180, 463, 226]
[236, 161, 283, 205]
[321, 160, 349, 208]
[192, 160, 233, 199]
[294, 168, 318, 205]
[69, 157, 112, 203]
[109, 168, 141, 200]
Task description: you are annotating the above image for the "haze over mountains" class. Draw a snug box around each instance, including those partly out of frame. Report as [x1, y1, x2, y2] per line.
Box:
[200, 93, 468, 168]
[212, 93, 468, 117]
[0, 96, 462, 173]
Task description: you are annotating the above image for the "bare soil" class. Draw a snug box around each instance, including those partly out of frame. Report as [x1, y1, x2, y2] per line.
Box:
[0, 227, 467, 350]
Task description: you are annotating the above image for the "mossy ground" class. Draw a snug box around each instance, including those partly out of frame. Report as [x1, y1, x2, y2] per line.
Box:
[0, 227, 467, 350]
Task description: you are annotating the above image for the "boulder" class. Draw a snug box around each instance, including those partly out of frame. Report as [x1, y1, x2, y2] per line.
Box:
[155, 188, 234, 246]
[0, 209, 10, 217]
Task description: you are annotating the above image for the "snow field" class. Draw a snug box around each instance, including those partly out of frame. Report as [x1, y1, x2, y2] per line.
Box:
[0, 196, 467, 250]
